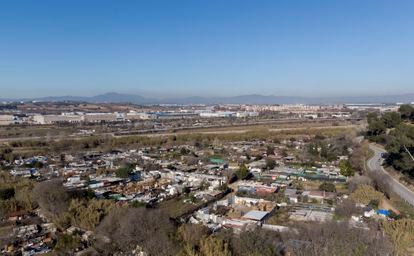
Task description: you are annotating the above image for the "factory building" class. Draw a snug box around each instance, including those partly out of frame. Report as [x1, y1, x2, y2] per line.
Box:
[0, 115, 17, 125]
[126, 111, 156, 120]
[33, 114, 83, 124]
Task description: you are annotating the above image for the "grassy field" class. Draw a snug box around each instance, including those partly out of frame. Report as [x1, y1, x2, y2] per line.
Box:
[157, 197, 201, 219]
[0, 224, 13, 240]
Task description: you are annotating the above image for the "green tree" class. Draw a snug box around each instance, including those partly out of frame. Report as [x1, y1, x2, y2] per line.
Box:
[384, 124, 414, 175]
[115, 164, 134, 178]
[180, 147, 190, 155]
[0, 187, 15, 200]
[366, 112, 379, 123]
[339, 160, 355, 177]
[319, 182, 336, 192]
[265, 158, 276, 170]
[236, 164, 250, 180]
[398, 104, 414, 120]
[291, 180, 304, 190]
[382, 112, 402, 128]
[367, 117, 386, 136]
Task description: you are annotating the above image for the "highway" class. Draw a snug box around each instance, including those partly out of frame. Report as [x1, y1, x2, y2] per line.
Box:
[367, 144, 414, 206]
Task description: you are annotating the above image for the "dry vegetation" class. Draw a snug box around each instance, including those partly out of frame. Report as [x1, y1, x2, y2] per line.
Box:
[0, 126, 358, 161]
[381, 218, 414, 255]
[283, 221, 394, 256]
[350, 184, 384, 205]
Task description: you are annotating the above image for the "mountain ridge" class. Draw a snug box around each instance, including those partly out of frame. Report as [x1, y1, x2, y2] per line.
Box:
[1, 92, 414, 105]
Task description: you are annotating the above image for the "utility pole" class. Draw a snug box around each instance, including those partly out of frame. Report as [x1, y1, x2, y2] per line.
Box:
[403, 145, 414, 162]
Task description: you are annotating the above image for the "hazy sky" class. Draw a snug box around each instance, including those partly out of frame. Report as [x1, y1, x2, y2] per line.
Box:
[1, 0, 414, 98]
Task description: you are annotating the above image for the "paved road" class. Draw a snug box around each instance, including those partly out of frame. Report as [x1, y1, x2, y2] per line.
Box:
[367, 144, 414, 206]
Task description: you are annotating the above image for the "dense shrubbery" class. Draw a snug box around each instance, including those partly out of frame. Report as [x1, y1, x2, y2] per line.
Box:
[32, 179, 70, 219]
[0, 172, 36, 218]
[177, 224, 284, 256]
[283, 221, 393, 256]
[31, 180, 117, 232]
[306, 134, 354, 162]
[339, 160, 355, 177]
[381, 218, 414, 255]
[57, 199, 115, 230]
[350, 184, 383, 205]
[94, 207, 179, 256]
[1, 125, 352, 161]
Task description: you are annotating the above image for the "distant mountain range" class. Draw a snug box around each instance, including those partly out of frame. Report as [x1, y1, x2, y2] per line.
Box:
[1, 92, 414, 105]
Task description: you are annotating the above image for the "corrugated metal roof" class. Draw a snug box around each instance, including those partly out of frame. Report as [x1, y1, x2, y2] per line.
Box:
[242, 210, 269, 221]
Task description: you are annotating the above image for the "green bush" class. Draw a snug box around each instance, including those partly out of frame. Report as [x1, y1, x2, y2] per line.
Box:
[339, 160, 355, 177]
[368, 199, 379, 209]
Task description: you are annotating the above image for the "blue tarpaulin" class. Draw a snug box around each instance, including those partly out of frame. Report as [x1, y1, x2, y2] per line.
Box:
[377, 209, 390, 216]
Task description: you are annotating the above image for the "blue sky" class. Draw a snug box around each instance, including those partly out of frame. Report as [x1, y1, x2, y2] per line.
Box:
[1, 0, 414, 98]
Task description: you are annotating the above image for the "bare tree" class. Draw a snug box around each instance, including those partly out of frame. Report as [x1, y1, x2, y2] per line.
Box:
[348, 174, 372, 193]
[335, 198, 362, 219]
[367, 170, 392, 199]
[177, 223, 210, 249]
[283, 221, 394, 256]
[349, 141, 369, 174]
[32, 179, 69, 219]
[230, 227, 284, 256]
[94, 207, 179, 256]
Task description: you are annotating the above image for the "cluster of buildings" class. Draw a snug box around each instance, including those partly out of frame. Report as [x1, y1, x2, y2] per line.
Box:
[1, 101, 410, 126]
[1, 207, 56, 255]
[244, 104, 335, 112]
[187, 164, 345, 231]
[345, 104, 401, 112]
[0, 110, 260, 125]
[199, 111, 259, 118]
[33, 112, 126, 124]
[0, 103, 359, 126]
[1, 133, 397, 254]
